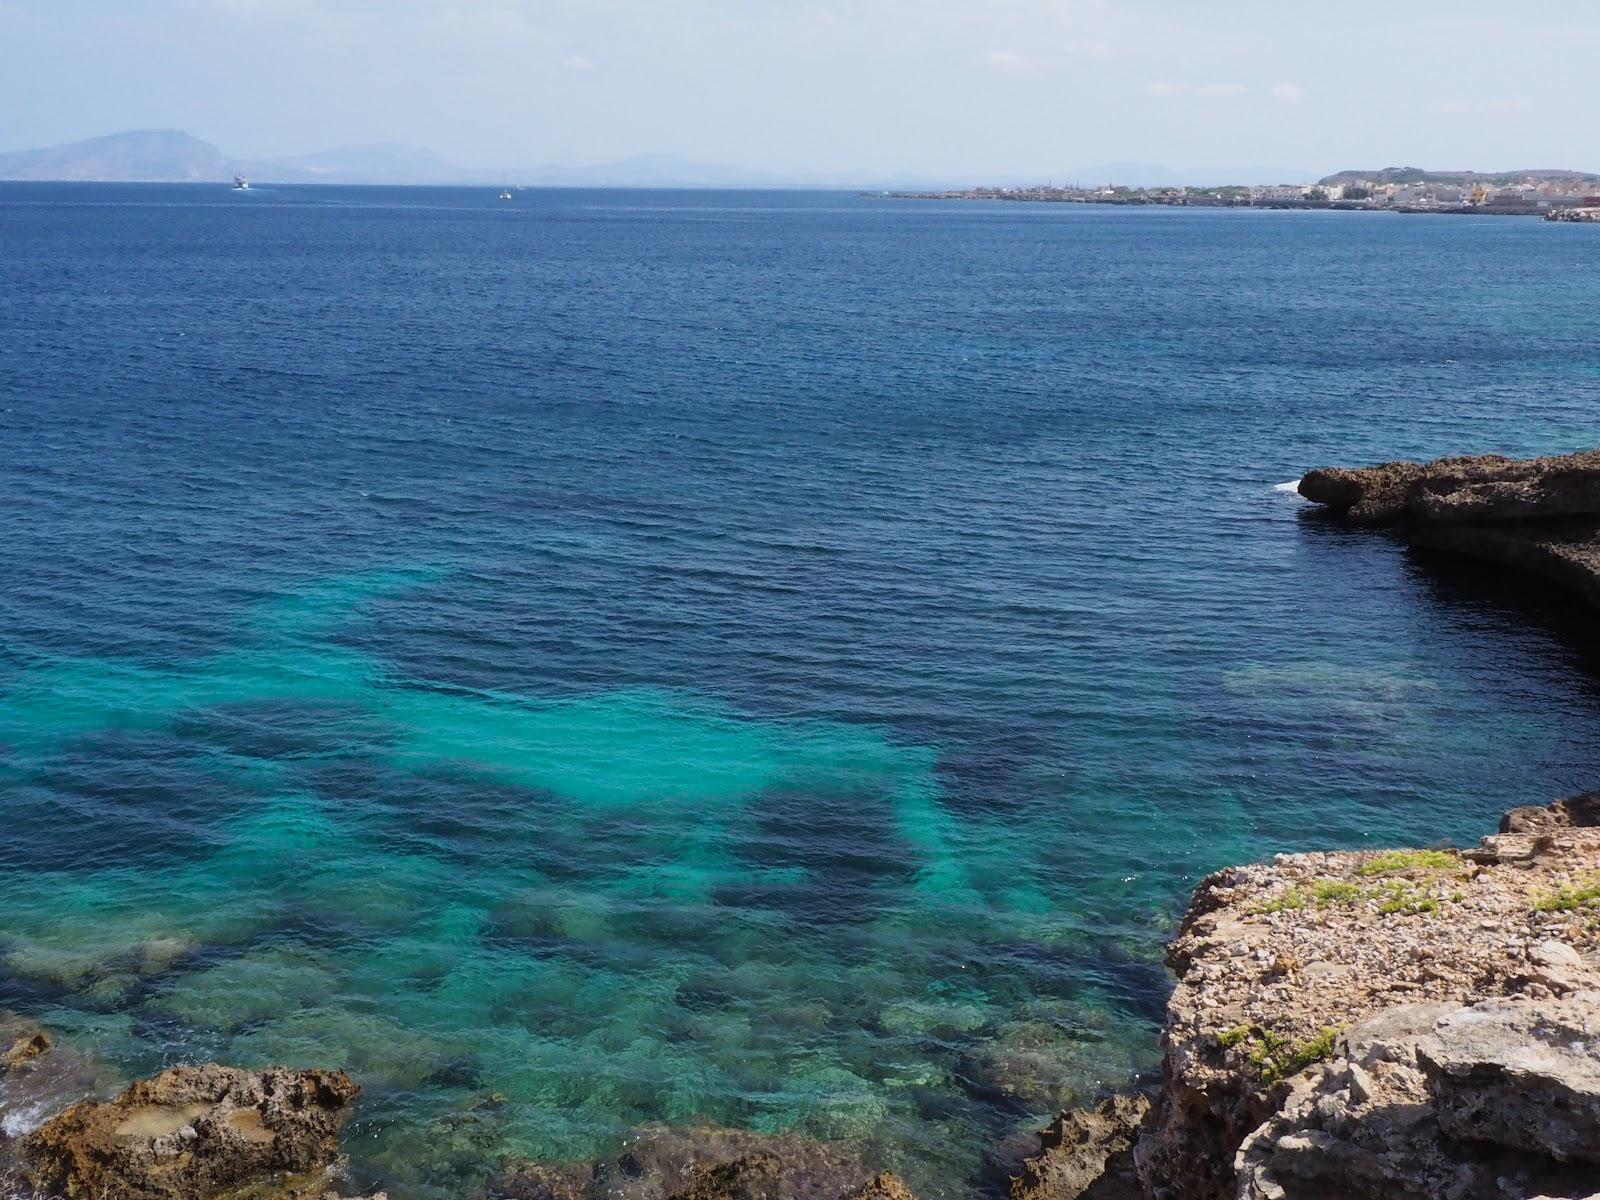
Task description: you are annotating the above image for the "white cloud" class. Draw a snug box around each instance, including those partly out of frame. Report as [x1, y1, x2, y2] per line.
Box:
[983, 49, 1027, 70]
[561, 53, 595, 70]
[1147, 81, 1247, 98]
[429, 4, 535, 41]
[1436, 98, 1531, 113]
[1269, 83, 1304, 102]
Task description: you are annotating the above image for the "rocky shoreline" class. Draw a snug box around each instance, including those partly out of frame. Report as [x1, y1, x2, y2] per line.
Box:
[5, 447, 1600, 1200]
[1297, 448, 1600, 609]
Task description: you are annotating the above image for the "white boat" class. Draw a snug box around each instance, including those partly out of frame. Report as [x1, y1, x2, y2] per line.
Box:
[233, 175, 250, 190]
[499, 188, 513, 201]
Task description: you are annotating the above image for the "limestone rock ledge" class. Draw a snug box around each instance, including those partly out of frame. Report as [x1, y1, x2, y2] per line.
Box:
[1297, 448, 1600, 607]
[1025, 795, 1600, 1200]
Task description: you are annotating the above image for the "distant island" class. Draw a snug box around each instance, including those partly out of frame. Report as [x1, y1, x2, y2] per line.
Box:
[0, 129, 949, 191]
[889, 167, 1600, 221]
[0, 129, 819, 189]
[5, 131, 1599, 214]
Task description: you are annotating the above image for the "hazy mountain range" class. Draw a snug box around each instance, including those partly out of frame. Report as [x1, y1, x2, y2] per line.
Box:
[0, 130, 1320, 190]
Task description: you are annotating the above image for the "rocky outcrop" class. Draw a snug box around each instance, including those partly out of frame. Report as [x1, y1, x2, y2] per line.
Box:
[493, 1124, 886, 1200]
[1009, 1092, 1149, 1200]
[0, 1012, 109, 1189]
[1235, 995, 1600, 1200]
[1299, 450, 1600, 527]
[1129, 798, 1600, 1200]
[1420, 994, 1600, 1164]
[22, 1063, 361, 1200]
[1501, 791, 1600, 834]
[2, 1028, 52, 1074]
[1298, 449, 1600, 607]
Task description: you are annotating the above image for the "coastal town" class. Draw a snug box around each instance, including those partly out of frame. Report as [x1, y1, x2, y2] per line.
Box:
[889, 168, 1600, 221]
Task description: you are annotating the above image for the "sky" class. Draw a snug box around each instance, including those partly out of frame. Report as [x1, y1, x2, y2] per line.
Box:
[1, 0, 1597, 181]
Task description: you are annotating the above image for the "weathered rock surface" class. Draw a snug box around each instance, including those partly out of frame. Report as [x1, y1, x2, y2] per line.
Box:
[1235, 996, 1600, 1200]
[0, 1012, 109, 1185]
[1010, 1092, 1149, 1200]
[23, 1063, 361, 1200]
[1501, 792, 1600, 834]
[2, 1028, 52, 1074]
[1419, 994, 1600, 1164]
[1299, 450, 1600, 527]
[492, 1124, 884, 1200]
[844, 1173, 917, 1200]
[1298, 449, 1600, 607]
[1135, 799, 1600, 1200]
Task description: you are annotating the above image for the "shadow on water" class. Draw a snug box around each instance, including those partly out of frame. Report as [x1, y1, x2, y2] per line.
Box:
[1294, 506, 1600, 781]
[1296, 508, 1600, 688]
[1402, 549, 1600, 690]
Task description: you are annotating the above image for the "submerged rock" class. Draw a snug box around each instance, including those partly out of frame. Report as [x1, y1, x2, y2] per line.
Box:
[492, 1124, 885, 1200]
[1297, 448, 1600, 607]
[959, 1020, 1097, 1112]
[23, 1063, 360, 1200]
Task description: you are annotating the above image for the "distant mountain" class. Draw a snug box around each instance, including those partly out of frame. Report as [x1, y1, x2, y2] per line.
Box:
[0, 130, 237, 182]
[0, 130, 805, 187]
[1320, 166, 1600, 187]
[19, 132, 1590, 193]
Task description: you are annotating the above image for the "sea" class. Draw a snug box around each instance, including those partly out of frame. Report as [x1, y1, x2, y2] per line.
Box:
[2, 183, 1599, 1197]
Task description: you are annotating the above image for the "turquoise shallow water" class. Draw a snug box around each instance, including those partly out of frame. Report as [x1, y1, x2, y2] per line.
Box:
[2, 185, 1600, 1196]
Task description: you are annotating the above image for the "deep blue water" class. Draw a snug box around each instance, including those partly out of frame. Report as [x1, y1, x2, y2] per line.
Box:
[2, 184, 1599, 1197]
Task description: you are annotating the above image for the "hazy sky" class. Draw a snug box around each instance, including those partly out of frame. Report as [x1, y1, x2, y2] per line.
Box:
[2, 0, 1596, 178]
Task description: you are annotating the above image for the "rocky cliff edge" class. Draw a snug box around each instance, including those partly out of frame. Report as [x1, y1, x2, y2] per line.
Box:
[1297, 448, 1600, 607]
[1023, 794, 1600, 1200]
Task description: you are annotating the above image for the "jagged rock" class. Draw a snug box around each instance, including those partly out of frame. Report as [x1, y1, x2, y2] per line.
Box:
[669, 1153, 783, 1200]
[1501, 792, 1600, 834]
[844, 1173, 916, 1200]
[492, 1125, 881, 1200]
[661, 1163, 918, 1200]
[23, 1064, 360, 1200]
[1010, 1092, 1149, 1200]
[0, 1015, 109, 1181]
[1418, 993, 1600, 1164]
[1236, 997, 1600, 1200]
[1299, 450, 1600, 527]
[1297, 450, 1600, 608]
[2, 1029, 52, 1073]
[1133, 825, 1600, 1200]
[494, 1159, 596, 1200]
